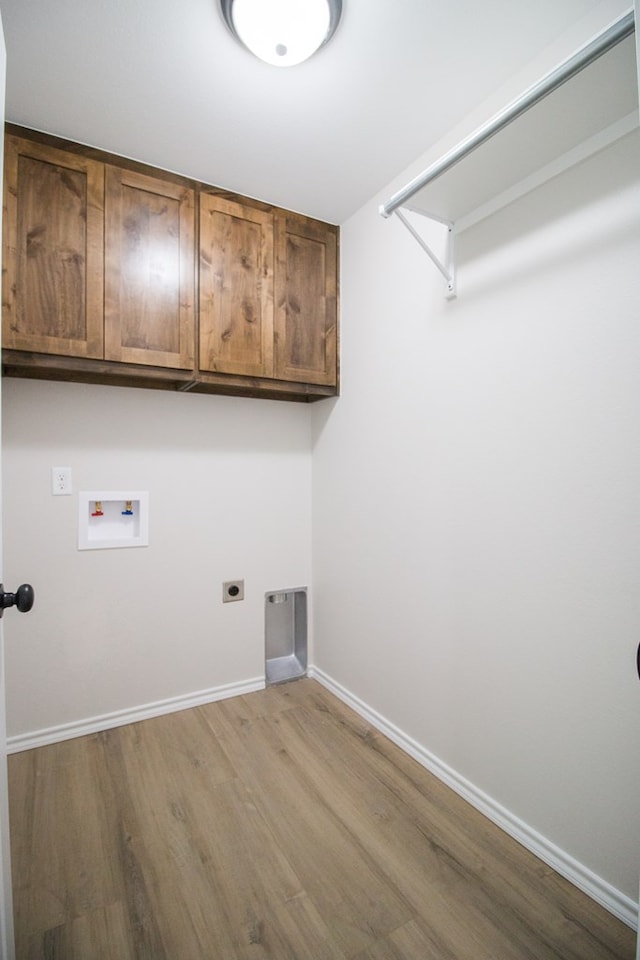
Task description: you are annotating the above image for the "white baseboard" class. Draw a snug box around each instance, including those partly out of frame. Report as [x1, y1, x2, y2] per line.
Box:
[308, 665, 639, 932]
[6, 676, 265, 754]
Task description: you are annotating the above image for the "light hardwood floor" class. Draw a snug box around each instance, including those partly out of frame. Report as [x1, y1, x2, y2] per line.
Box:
[8, 678, 636, 959]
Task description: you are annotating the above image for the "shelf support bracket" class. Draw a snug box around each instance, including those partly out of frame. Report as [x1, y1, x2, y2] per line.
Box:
[394, 208, 457, 299]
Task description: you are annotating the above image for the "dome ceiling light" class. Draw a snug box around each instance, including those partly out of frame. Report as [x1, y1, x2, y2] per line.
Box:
[221, 0, 342, 67]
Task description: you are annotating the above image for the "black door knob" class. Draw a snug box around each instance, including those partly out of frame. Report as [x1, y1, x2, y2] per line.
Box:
[0, 583, 34, 617]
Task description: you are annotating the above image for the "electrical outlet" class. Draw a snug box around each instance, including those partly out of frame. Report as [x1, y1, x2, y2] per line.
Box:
[52, 466, 72, 496]
[223, 580, 244, 603]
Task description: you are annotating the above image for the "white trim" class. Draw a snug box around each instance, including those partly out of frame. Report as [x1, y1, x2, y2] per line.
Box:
[6, 676, 265, 754]
[308, 665, 639, 932]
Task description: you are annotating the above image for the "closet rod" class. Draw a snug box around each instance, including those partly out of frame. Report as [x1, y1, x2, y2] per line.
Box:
[379, 9, 635, 219]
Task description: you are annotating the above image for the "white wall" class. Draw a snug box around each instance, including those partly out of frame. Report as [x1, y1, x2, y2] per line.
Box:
[312, 32, 640, 918]
[2, 380, 312, 738]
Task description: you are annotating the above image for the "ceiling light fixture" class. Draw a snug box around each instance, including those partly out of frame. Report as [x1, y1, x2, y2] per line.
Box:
[221, 0, 342, 67]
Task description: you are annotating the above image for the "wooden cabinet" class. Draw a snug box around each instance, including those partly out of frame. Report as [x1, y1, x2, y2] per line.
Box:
[104, 166, 194, 369]
[2, 134, 195, 372]
[2, 135, 104, 358]
[2, 126, 338, 401]
[275, 213, 337, 386]
[199, 197, 338, 390]
[199, 194, 274, 378]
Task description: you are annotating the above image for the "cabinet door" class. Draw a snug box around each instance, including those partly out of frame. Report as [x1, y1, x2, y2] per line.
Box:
[2, 135, 104, 357]
[274, 214, 338, 386]
[105, 166, 195, 368]
[199, 194, 274, 378]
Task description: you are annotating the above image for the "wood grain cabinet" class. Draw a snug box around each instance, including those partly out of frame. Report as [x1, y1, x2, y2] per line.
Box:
[275, 212, 337, 387]
[2, 135, 105, 358]
[104, 166, 194, 369]
[2, 126, 338, 401]
[199, 193, 274, 378]
[2, 134, 195, 372]
[199, 196, 338, 391]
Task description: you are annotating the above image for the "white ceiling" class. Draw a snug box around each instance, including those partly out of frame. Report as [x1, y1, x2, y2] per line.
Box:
[0, 0, 607, 224]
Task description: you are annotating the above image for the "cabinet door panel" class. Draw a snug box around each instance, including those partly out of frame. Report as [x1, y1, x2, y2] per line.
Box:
[105, 167, 194, 368]
[199, 195, 274, 378]
[2, 136, 104, 357]
[275, 214, 337, 386]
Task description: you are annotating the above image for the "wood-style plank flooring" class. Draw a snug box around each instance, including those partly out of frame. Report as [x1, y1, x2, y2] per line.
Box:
[8, 679, 636, 959]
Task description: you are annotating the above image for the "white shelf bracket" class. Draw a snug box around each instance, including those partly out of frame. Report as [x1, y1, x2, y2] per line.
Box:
[393, 208, 457, 299]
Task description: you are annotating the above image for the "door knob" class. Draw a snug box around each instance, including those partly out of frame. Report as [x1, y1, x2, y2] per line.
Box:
[0, 584, 34, 617]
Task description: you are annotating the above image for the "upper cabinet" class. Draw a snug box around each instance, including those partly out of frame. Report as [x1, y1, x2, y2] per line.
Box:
[275, 212, 337, 386]
[198, 195, 338, 390]
[104, 165, 195, 369]
[3, 135, 105, 358]
[2, 126, 339, 402]
[199, 193, 274, 379]
[3, 133, 196, 371]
